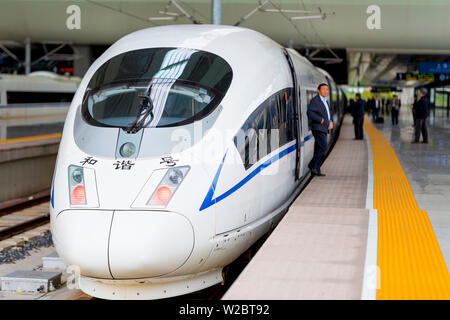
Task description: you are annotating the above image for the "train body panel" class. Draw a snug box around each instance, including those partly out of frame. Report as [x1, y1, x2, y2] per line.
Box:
[50, 24, 346, 299]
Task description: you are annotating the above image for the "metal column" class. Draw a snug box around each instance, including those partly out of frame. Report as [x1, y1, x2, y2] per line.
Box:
[212, 0, 222, 25]
[24, 37, 31, 74]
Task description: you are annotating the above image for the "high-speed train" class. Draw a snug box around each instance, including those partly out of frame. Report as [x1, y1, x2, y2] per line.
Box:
[50, 25, 346, 299]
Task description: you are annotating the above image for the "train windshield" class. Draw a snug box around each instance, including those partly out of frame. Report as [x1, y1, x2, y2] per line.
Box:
[81, 48, 233, 129]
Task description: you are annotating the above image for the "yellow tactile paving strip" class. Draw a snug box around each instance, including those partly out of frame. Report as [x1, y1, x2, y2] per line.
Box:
[364, 117, 450, 299]
[0, 133, 61, 144]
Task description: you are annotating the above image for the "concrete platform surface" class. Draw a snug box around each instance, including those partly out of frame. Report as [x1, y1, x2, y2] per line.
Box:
[223, 117, 370, 300]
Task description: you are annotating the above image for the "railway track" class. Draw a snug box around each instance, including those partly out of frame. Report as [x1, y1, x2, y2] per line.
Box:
[0, 197, 270, 300]
[0, 197, 51, 249]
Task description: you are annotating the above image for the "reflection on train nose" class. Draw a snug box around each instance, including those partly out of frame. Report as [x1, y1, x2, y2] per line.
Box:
[53, 209, 114, 279]
[108, 210, 194, 279]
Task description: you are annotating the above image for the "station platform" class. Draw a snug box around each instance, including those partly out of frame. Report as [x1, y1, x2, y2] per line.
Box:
[223, 108, 450, 300]
[0, 133, 60, 210]
[0, 115, 63, 141]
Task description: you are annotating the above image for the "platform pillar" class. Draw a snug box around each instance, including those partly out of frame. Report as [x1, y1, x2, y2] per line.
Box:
[212, 0, 222, 25]
[24, 37, 31, 74]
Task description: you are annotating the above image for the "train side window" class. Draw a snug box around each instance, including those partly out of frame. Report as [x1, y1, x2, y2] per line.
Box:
[290, 89, 296, 140]
[245, 126, 258, 169]
[234, 88, 295, 170]
[279, 92, 287, 147]
[257, 105, 269, 161]
[277, 90, 290, 148]
[233, 111, 258, 170]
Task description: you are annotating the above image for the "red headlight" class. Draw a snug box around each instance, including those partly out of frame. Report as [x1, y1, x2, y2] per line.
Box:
[151, 186, 172, 206]
[70, 185, 86, 205]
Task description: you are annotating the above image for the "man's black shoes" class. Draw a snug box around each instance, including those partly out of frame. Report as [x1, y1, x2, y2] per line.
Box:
[311, 170, 326, 177]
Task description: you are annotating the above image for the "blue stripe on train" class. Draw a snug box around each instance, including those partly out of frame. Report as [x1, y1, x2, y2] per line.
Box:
[199, 134, 313, 212]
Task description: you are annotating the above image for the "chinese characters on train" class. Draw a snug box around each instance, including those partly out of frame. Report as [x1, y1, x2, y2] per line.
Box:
[113, 160, 135, 170]
[160, 156, 178, 167]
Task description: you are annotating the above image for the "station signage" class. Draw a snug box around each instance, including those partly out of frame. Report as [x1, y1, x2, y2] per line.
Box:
[418, 62, 450, 74]
[396, 73, 435, 82]
[371, 87, 401, 93]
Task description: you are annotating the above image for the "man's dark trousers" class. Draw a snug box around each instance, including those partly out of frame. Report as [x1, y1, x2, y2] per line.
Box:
[392, 109, 399, 125]
[354, 116, 364, 139]
[414, 118, 428, 142]
[372, 108, 379, 121]
[309, 130, 327, 173]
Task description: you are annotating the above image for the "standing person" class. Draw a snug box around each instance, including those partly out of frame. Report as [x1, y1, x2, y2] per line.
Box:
[368, 98, 375, 120]
[391, 95, 400, 125]
[412, 88, 429, 144]
[307, 83, 333, 177]
[373, 95, 380, 122]
[409, 94, 418, 127]
[352, 93, 365, 140]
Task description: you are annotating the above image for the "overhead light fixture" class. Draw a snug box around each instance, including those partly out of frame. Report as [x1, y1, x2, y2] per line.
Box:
[148, 16, 176, 21]
[150, 0, 201, 24]
[291, 15, 324, 20]
[158, 11, 181, 17]
[262, 9, 316, 14]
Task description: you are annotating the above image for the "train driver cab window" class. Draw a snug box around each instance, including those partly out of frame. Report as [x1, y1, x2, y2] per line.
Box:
[81, 47, 233, 130]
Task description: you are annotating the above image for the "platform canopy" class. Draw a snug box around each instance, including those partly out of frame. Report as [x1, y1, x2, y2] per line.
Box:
[0, 0, 449, 54]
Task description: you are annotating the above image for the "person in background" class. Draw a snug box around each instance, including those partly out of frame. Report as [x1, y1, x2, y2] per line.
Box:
[386, 98, 391, 116]
[391, 95, 400, 125]
[409, 94, 418, 127]
[307, 83, 333, 177]
[412, 88, 429, 144]
[373, 95, 380, 122]
[367, 97, 374, 119]
[352, 93, 365, 140]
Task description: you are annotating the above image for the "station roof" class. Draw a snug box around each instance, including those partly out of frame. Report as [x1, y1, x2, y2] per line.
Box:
[0, 0, 449, 54]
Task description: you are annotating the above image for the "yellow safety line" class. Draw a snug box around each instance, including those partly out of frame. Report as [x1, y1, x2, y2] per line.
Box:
[0, 113, 67, 121]
[0, 133, 61, 144]
[364, 117, 450, 299]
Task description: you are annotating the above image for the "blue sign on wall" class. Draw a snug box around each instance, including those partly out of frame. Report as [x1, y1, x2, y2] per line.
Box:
[419, 62, 450, 74]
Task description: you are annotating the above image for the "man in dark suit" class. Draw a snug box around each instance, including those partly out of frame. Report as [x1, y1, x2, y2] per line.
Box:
[412, 88, 429, 144]
[391, 95, 400, 125]
[352, 93, 365, 140]
[409, 94, 418, 127]
[367, 98, 375, 119]
[307, 83, 333, 177]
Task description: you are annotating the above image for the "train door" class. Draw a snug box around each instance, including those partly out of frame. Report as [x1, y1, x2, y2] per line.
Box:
[324, 76, 334, 145]
[325, 76, 333, 113]
[283, 49, 302, 180]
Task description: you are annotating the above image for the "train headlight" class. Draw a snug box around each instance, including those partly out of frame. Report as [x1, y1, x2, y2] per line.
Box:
[119, 142, 136, 158]
[71, 167, 84, 184]
[68, 165, 86, 205]
[168, 168, 184, 185]
[147, 166, 190, 207]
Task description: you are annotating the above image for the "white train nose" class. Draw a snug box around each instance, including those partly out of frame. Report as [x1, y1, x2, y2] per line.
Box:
[108, 210, 194, 279]
[52, 210, 194, 280]
[52, 210, 115, 279]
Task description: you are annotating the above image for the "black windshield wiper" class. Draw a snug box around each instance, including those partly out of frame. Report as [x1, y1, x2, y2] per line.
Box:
[126, 84, 154, 134]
